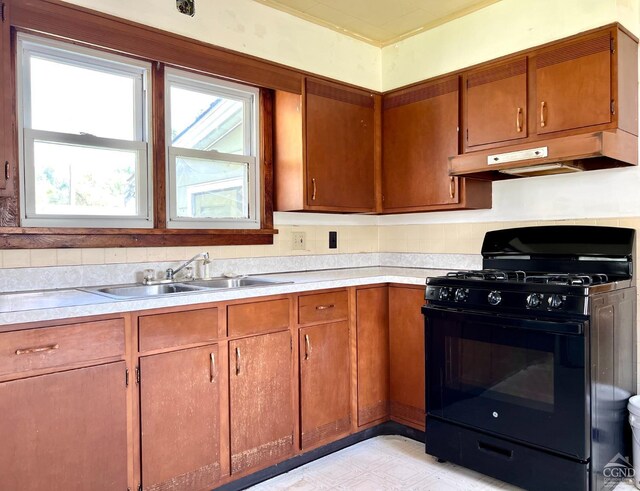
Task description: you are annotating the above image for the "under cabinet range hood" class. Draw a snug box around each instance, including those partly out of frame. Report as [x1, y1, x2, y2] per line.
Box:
[449, 130, 638, 179]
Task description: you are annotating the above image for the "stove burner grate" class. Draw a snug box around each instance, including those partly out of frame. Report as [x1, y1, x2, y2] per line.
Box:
[446, 269, 610, 286]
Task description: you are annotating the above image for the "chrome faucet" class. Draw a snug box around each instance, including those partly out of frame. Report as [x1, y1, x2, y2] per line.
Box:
[165, 252, 210, 281]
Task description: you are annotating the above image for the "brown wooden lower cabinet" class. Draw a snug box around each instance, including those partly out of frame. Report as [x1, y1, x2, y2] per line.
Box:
[299, 321, 351, 449]
[356, 286, 390, 426]
[229, 330, 294, 474]
[0, 361, 128, 491]
[389, 285, 426, 431]
[139, 345, 220, 491]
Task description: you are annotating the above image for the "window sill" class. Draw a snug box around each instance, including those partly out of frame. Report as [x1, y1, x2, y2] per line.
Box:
[0, 227, 277, 249]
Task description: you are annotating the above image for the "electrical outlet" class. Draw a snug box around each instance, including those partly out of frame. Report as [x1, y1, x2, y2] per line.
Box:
[329, 231, 337, 249]
[292, 231, 306, 250]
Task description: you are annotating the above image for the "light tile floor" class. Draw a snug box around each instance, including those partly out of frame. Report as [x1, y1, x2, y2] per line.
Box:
[247, 435, 638, 490]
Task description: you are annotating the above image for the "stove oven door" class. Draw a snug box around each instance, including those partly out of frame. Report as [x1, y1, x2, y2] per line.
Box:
[424, 305, 588, 460]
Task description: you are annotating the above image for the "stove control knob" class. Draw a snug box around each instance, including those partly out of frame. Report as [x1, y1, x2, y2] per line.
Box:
[438, 288, 451, 301]
[487, 291, 502, 306]
[526, 293, 542, 308]
[548, 294, 563, 309]
[455, 288, 468, 302]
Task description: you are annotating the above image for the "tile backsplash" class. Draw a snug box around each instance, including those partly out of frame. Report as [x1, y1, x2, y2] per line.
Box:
[0, 217, 637, 269]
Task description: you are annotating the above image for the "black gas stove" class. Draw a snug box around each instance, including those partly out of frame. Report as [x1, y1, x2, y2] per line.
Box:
[422, 225, 636, 491]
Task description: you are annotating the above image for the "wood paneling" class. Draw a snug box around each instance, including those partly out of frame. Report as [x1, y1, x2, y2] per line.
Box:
[140, 345, 220, 491]
[227, 298, 290, 337]
[0, 318, 124, 378]
[298, 290, 348, 325]
[299, 321, 351, 449]
[536, 33, 612, 135]
[389, 286, 426, 430]
[0, 361, 128, 491]
[229, 330, 293, 474]
[138, 307, 217, 352]
[356, 287, 389, 426]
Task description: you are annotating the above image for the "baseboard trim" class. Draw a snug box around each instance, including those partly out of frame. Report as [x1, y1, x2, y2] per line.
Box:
[215, 421, 426, 491]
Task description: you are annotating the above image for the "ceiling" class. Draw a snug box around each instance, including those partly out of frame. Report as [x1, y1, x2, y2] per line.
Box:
[253, 0, 502, 46]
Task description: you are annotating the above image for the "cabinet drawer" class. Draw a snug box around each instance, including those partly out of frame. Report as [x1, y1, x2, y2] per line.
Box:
[228, 298, 290, 337]
[0, 318, 125, 377]
[139, 308, 218, 352]
[298, 291, 348, 325]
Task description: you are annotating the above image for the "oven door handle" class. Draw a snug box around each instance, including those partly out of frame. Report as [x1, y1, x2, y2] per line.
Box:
[423, 305, 584, 335]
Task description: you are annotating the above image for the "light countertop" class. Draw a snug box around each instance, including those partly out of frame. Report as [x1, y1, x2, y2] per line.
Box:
[0, 267, 447, 326]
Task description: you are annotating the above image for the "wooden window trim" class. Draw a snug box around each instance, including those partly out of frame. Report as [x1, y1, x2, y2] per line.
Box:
[0, 0, 285, 248]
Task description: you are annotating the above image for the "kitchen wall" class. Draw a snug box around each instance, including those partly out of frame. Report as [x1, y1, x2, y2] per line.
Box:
[2, 0, 639, 270]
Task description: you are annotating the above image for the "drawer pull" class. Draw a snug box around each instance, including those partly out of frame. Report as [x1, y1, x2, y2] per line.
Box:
[235, 347, 241, 376]
[315, 304, 335, 311]
[478, 440, 513, 460]
[210, 352, 215, 383]
[304, 334, 311, 360]
[15, 343, 59, 355]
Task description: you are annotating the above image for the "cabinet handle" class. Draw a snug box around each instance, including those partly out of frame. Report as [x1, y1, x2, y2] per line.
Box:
[540, 101, 547, 127]
[315, 304, 334, 310]
[235, 347, 241, 375]
[4, 161, 8, 181]
[516, 107, 522, 133]
[449, 177, 456, 200]
[15, 343, 59, 355]
[304, 334, 311, 360]
[210, 352, 215, 383]
[311, 178, 317, 201]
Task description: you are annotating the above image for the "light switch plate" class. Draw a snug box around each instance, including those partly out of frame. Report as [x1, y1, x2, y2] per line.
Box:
[292, 231, 306, 250]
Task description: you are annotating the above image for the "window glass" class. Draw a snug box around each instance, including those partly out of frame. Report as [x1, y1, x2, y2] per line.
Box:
[33, 141, 139, 216]
[29, 56, 137, 140]
[166, 69, 259, 229]
[19, 35, 151, 228]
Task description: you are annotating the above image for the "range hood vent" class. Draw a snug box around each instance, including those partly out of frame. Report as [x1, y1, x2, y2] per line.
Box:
[449, 130, 637, 180]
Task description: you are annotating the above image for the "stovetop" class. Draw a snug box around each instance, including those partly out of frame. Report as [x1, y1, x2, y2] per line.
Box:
[426, 268, 632, 318]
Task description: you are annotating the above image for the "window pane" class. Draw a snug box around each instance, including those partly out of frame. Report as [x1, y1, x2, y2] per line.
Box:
[170, 86, 244, 154]
[175, 157, 249, 219]
[33, 141, 138, 216]
[29, 56, 137, 140]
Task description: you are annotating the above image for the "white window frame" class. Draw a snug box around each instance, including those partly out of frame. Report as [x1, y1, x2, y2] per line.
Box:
[17, 34, 153, 228]
[165, 68, 260, 229]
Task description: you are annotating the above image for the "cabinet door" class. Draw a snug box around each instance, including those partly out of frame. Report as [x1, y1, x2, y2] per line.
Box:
[389, 286, 426, 431]
[382, 77, 459, 210]
[229, 331, 293, 474]
[140, 345, 220, 491]
[466, 58, 527, 147]
[300, 321, 350, 449]
[305, 78, 375, 211]
[0, 362, 128, 491]
[536, 32, 612, 135]
[356, 287, 389, 426]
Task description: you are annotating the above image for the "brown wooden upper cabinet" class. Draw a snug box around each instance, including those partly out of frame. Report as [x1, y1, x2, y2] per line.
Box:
[274, 78, 377, 213]
[382, 76, 491, 213]
[464, 58, 528, 149]
[460, 24, 638, 154]
[535, 31, 613, 135]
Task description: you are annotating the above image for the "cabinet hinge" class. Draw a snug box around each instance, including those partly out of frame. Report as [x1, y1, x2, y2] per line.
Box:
[611, 100, 616, 115]
[138, 484, 142, 491]
[1, 3, 5, 23]
[466, 128, 469, 141]
[125, 368, 129, 387]
[610, 37, 615, 53]
[135, 366, 140, 384]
